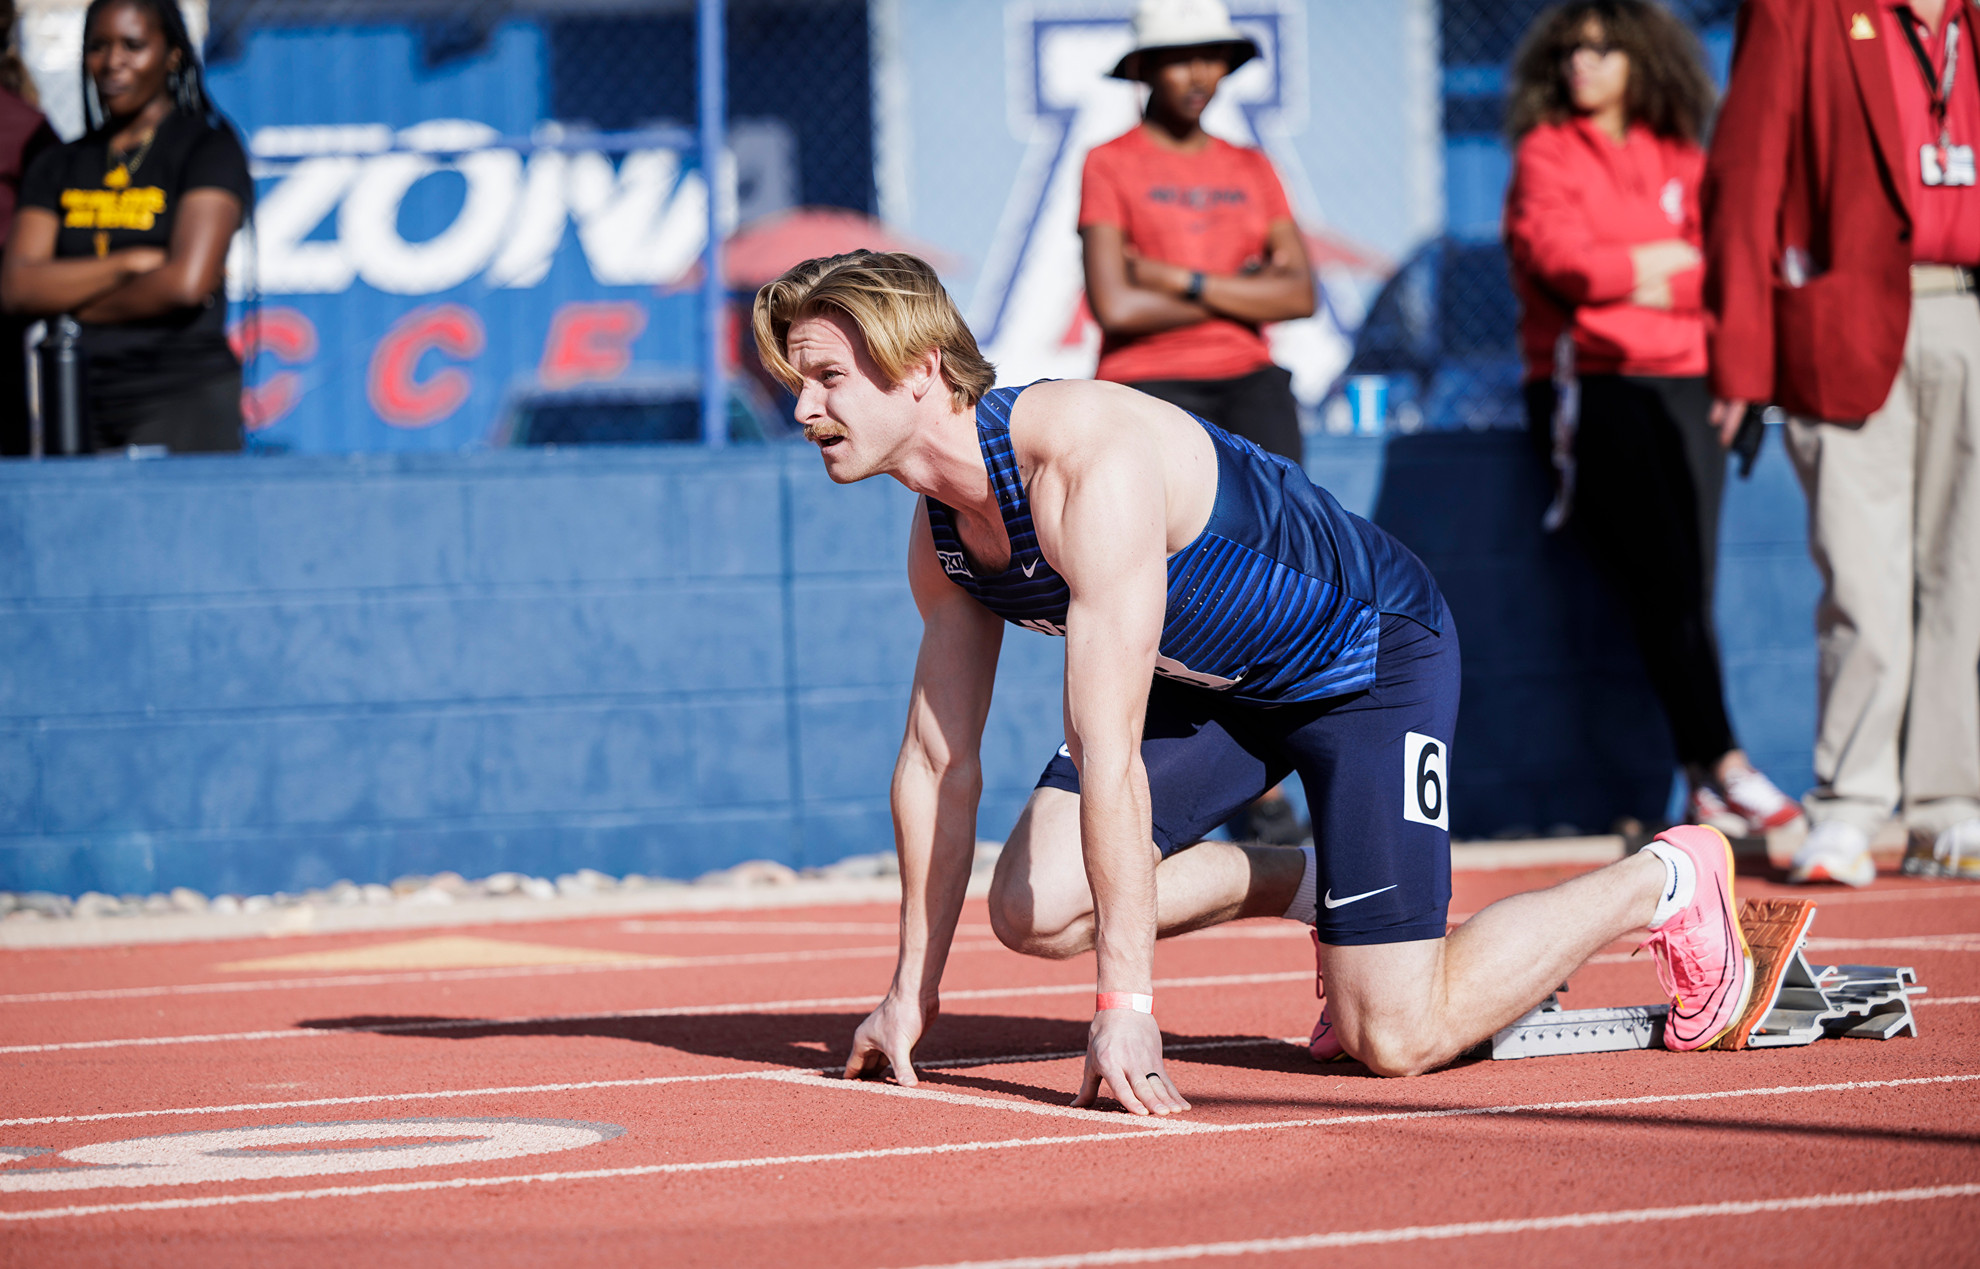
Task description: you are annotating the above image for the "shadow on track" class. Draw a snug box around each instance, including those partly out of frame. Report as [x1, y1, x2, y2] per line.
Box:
[296, 1009, 1097, 1073]
[293, 1011, 1341, 1105]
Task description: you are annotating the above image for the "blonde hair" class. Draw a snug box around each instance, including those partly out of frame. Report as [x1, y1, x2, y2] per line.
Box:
[751, 251, 996, 411]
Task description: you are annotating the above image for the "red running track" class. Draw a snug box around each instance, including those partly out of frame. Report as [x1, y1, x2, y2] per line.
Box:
[2, 862, 1978, 1266]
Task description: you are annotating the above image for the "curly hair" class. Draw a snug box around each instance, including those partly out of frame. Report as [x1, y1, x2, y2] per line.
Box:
[1505, 0, 1715, 143]
[752, 251, 996, 411]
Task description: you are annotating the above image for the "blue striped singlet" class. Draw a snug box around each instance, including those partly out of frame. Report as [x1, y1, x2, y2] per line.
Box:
[922, 383, 1443, 705]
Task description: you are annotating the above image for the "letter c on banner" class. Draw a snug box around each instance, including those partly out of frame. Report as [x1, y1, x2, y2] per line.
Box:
[368, 303, 486, 428]
[229, 307, 319, 431]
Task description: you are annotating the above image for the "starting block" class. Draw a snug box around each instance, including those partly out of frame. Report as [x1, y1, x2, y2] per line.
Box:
[1487, 898, 1925, 1060]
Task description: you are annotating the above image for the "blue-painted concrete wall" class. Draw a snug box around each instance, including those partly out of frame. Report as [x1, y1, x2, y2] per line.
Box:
[0, 432, 1817, 896]
[1364, 429, 1817, 837]
[0, 446, 1061, 897]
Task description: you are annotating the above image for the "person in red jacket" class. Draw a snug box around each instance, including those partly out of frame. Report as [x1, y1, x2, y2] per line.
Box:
[1704, 0, 1980, 885]
[1504, 0, 1802, 838]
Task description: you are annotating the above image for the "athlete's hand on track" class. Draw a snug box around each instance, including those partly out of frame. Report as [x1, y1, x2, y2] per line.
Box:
[845, 992, 935, 1086]
[1073, 1009, 1191, 1116]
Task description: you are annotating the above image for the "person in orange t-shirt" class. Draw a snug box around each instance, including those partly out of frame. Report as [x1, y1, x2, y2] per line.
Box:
[1504, 0, 1803, 839]
[1078, 0, 1314, 466]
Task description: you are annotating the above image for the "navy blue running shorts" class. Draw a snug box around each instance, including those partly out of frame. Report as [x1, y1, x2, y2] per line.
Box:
[1036, 600, 1459, 946]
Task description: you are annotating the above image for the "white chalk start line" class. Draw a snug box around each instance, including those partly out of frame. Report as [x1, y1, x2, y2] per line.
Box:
[0, 1037, 1301, 1128]
[0, 972, 1314, 1056]
[889, 1182, 1980, 1267]
[2, 1072, 1974, 1223]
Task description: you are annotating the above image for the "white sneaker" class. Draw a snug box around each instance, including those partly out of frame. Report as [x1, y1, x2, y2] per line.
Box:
[1720, 768, 1804, 833]
[1905, 818, 1980, 880]
[1687, 786, 1746, 835]
[1789, 820, 1876, 887]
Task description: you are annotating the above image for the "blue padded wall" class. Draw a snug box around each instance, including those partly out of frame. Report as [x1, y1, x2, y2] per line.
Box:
[1358, 429, 1817, 838]
[0, 431, 1817, 895]
[0, 447, 1063, 896]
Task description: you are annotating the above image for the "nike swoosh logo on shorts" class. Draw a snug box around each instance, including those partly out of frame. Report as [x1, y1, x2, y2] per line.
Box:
[1323, 885, 1398, 909]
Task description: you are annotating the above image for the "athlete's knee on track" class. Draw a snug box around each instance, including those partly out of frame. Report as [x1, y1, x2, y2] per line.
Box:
[1343, 1019, 1448, 1078]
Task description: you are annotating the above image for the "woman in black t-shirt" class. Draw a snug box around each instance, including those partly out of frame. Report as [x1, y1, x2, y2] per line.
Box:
[1, 0, 250, 452]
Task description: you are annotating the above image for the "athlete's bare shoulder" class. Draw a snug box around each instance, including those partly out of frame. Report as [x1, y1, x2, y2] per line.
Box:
[1005, 380, 1216, 554]
[1006, 379, 1209, 468]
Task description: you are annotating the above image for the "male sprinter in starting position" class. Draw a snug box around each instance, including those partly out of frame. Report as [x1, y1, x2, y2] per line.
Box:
[754, 252, 1751, 1113]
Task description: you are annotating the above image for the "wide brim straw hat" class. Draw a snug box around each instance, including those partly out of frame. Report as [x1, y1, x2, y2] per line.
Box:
[1108, 0, 1260, 81]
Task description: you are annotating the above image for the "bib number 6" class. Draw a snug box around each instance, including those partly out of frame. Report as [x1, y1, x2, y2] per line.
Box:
[1403, 732, 1449, 830]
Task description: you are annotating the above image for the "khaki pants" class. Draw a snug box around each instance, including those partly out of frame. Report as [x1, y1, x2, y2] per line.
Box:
[1786, 290, 1980, 836]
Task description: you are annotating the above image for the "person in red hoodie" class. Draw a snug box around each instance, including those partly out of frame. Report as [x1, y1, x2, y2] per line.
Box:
[1503, 0, 1802, 838]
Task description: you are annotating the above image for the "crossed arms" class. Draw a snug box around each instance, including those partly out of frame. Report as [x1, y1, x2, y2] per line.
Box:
[2, 189, 241, 322]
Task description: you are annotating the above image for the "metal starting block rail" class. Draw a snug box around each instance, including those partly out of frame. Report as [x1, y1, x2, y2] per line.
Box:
[1486, 899, 1926, 1060]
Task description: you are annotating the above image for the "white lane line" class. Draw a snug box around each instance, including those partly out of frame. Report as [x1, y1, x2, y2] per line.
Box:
[1783, 886, 1980, 905]
[0, 942, 1010, 1006]
[0, 1128, 1173, 1223]
[1807, 934, 1980, 953]
[764, 1070, 1193, 1131]
[618, 920, 989, 936]
[0, 972, 1313, 1056]
[3, 1072, 1973, 1223]
[891, 1182, 1980, 1268]
[0, 1037, 1299, 1127]
[0, 924, 1317, 1007]
[1917, 995, 1980, 1006]
[0, 1069, 788, 1128]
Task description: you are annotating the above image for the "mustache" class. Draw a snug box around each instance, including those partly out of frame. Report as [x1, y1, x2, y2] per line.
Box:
[803, 424, 846, 443]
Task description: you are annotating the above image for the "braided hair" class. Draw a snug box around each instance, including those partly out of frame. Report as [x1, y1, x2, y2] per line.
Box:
[80, 0, 217, 133]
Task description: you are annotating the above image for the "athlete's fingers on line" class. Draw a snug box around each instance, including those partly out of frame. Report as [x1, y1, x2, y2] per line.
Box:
[1148, 1073, 1190, 1113]
[889, 1048, 919, 1086]
[1107, 1068, 1151, 1116]
[1071, 1064, 1101, 1108]
[1133, 1070, 1181, 1115]
[845, 1040, 885, 1081]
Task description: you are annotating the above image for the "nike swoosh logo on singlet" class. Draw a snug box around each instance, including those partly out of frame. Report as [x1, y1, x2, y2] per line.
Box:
[1021, 559, 1038, 578]
[1322, 885, 1398, 910]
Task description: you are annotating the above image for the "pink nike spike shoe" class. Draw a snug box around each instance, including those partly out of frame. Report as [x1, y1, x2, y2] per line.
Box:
[1639, 825, 1753, 1052]
[1309, 929, 1345, 1061]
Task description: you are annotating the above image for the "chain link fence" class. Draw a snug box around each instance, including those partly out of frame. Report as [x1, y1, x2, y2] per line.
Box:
[200, 0, 878, 215]
[7, 0, 1758, 451]
[11, 0, 880, 451]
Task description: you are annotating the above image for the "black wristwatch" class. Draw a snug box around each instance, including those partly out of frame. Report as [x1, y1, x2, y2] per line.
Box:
[1182, 271, 1205, 303]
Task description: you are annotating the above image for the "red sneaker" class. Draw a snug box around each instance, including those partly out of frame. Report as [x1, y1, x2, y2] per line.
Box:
[1639, 826, 1754, 1051]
